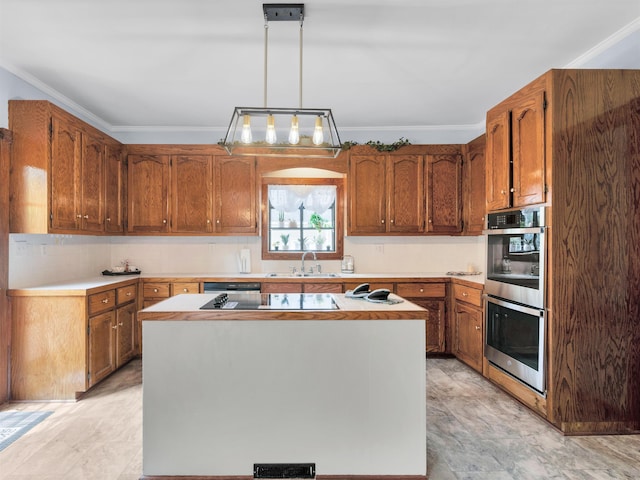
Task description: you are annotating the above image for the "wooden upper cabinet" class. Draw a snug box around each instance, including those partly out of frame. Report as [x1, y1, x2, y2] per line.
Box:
[349, 147, 463, 236]
[173, 155, 214, 233]
[8, 100, 123, 235]
[214, 156, 257, 234]
[50, 114, 82, 231]
[463, 134, 486, 235]
[50, 116, 106, 233]
[512, 90, 546, 208]
[485, 110, 511, 211]
[80, 132, 105, 232]
[388, 154, 424, 233]
[485, 88, 546, 212]
[426, 154, 462, 233]
[104, 143, 126, 234]
[127, 154, 170, 233]
[348, 154, 387, 234]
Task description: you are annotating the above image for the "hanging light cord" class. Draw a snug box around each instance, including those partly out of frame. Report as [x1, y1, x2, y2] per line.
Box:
[298, 14, 303, 109]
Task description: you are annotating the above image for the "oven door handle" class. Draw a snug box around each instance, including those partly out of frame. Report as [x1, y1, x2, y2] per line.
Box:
[483, 226, 545, 235]
[483, 294, 545, 317]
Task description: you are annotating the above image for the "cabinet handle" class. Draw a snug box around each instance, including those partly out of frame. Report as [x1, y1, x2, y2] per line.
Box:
[112, 325, 118, 330]
[428, 219, 432, 223]
[162, 219, 167, 224]
[419, 288, 424, 293]
[501, 189, 506, 195]
[153, 288, 159, 293]
[216, 219, 220, 224]
[390, 219, 394, 224]
[381, 219, 385, 224]
[126, 292, 132, 296]
[462, 292, 468, 297]
[76, 214, 82, 219]
[510, 188, 515, 193]
[106, 217, 111, 222]
[118, 322, 123, 327]
[101, 298, 109, 304]
[83, 215, 89, 219]
[207, 219, 211, 224]
[475, 326, 481, 331]
[183, 288, 188, 292]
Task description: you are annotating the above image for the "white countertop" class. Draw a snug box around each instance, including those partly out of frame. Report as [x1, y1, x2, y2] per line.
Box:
[9, 271, 483, 294]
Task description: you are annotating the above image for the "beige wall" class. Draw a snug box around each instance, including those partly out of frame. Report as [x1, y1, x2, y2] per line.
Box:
[9, 234, 485, 288]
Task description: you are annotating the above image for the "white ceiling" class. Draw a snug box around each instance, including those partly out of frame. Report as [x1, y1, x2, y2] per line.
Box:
[1, 0, 639, 144]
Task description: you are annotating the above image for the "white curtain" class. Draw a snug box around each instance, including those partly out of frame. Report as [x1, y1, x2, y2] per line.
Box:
[268, 185, 335, 214]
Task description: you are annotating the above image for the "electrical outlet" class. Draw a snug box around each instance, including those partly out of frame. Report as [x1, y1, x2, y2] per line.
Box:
[375, 244, 384, 254]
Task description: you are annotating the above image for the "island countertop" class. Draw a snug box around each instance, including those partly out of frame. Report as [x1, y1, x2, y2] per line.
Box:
[138, 292, 428, 321]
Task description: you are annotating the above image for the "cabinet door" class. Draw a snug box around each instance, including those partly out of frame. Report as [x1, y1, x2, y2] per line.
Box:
[388, 154, 424, 233]
[104, 143, 125, 233]
[214, 156, 257, 234]
[426, 154, 462, 233]
[412, 299, 446, 353]
[88, 310, 115, 387]
[464, 136, 486, 235]
[127, 155, 170, 233]
[50, 115, 81, 231]
[80, 132, 105, 232]
[116, 302, 136, 368]
[512, 90, 546, 208]
[348, 155, 387, 234]
[173, 155, 213, 233]
[454, 301, 483, 372]
[485, 110, 511, 211]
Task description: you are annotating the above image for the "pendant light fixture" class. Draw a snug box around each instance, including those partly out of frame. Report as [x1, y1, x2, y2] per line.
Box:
[222, 4, 341, 158]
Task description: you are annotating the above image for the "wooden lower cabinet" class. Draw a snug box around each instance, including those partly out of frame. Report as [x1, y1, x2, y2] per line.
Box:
[397, 282, 446, 352]
[452, 283, 484, 372]
[88, 310, 116, 386]
[9, 279, 138, 400]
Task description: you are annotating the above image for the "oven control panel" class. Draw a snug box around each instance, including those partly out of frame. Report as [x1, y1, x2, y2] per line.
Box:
[487, 207, 544, 229]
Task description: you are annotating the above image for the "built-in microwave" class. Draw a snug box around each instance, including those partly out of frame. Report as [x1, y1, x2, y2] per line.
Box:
[484, 207, 546, 309]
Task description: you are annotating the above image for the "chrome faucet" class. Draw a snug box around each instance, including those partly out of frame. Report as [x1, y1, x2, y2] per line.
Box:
[301, 251, 317, 276]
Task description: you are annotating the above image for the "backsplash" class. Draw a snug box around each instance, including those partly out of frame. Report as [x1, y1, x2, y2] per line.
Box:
[9, 234, 486, 288]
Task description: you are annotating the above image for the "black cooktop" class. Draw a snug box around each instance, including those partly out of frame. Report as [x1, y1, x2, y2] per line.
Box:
[200, 293, 338, 310]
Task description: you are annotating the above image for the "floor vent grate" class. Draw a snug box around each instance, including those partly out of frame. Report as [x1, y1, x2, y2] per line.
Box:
[253, 463, 315, 479]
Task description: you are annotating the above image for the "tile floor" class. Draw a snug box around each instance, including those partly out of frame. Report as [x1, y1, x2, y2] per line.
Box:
[0, 357, 638, 479]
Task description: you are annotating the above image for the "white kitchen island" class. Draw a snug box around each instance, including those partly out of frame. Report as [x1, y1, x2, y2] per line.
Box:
[138, 293, 427, 480]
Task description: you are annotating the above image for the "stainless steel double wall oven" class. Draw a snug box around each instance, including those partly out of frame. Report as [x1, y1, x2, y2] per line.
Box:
[484, 206, 547, 394]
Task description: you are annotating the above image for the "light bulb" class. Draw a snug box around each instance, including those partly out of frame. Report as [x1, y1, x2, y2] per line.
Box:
[312, 116, 324, 145]
[265, 114, 277, 145]
[288, 115, 300, 145]
[240, 114, 252, 144]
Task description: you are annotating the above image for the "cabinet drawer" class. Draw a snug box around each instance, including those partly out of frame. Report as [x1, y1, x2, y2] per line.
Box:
[262, 282, 303, 293]
[116, 284, 137, 305]
[453, 284, 483, 307]
[143, 282, 170, 298]
[345, 282, 394, 292]
[88, 289, 116, 315]
[396, 282, 445, 298]
[304, 283, 343, 293]
[172, 282, 200, 295]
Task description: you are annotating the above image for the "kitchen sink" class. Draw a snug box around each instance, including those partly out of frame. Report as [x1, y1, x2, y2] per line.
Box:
[266, 272, 340, 278]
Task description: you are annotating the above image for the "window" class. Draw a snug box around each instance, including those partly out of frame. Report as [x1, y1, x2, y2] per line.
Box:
[261, 178, 344, 260]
